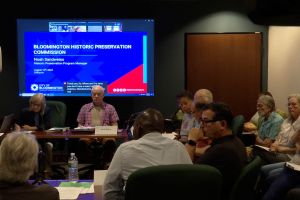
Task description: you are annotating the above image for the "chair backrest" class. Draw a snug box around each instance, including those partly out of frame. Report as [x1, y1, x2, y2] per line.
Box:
[164, 118, 176, 133]
[124, 112, 141, 140]
[232, 114, 245, 136]
[125, 164, 222, 200]
[47, 100, 67, 127]
[230, 156, 263, 200]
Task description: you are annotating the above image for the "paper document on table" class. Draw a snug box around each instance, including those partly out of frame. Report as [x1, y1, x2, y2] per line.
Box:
[286, 162, 300, 171]
[95, 126, 118, 135]
[242, 131, 256, 135]
[94, 170, 108, 199]
[81, 183, 94, 194]
[73, 126, 95, 132]
[162, 132, 178, 140]
[55, 187, 81, 200]
[254, 144, 270, 152]
[59, 181, 94, 194]
[48, 127, 70, 132]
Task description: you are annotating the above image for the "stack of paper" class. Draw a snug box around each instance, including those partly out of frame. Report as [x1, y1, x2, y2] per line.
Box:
[56, 181, 94, 199]
[72, 126, 95, 132]
[47, 127, 70, 132]
[55, 187, 82, 200]
[286, 162, 300, 171]
[254, 144, 270, 152]
[162, 132, 178, 140]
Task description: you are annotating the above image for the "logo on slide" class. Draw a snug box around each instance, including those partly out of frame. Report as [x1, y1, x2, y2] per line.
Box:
[31, 84, 38, 91]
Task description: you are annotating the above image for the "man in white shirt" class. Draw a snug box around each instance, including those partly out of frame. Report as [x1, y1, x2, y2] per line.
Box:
[103, 108, 192, 200]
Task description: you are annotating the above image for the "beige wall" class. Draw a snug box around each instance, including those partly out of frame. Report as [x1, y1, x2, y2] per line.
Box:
[268, 26, 300, 114]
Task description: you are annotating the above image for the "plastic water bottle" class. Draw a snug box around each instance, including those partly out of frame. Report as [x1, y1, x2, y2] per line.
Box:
[68, 153, 79, 182]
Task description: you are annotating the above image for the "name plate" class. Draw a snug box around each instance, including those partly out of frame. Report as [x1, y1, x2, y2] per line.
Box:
[95, 126, 118, 136]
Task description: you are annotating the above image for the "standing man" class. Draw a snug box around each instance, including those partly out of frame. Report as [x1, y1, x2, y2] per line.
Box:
[103, 108, 192, 200]
[185, 102, 247, 200]
[77, 85, 119, 167]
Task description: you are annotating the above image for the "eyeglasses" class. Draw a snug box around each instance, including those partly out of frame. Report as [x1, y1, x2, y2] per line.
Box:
[200, 118, 220, 126]
[288, 102, 298, 107]
[256, 103, 265, 108]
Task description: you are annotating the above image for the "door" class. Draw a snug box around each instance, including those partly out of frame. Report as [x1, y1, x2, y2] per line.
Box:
[185, 33, 262, 120]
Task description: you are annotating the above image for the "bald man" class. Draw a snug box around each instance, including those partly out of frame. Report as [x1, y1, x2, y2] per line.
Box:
[77, 85, 119, 126]
[194, 89, 213, 104]
[191, 89, 214, 129]
[76, 85, 119, 166]
[103, 108, 192, 200]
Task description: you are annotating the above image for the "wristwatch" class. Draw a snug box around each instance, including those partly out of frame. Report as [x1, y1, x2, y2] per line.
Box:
[187, 140, 197, 146]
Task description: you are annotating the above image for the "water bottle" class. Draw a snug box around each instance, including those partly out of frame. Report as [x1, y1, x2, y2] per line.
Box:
[68, 152, 79, 182]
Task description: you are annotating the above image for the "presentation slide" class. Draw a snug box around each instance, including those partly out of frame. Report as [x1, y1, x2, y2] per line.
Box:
[17, 19, 154, 97]
[25, 32, 147, 95]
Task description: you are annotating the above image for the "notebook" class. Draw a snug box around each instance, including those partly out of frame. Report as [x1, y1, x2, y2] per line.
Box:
[0, 113, 15, 133]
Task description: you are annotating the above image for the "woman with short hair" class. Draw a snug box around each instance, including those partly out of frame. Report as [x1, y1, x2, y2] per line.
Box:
[15, 93, 51, 131]
[0, 132, 59, 200]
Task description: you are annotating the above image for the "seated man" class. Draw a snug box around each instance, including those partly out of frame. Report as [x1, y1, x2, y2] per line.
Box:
[253, 93, 300, 164]
[76, 85, 119, 167]
[193, 88, 213, 105]
[185, 102, 247, 200]
[255, 95, 283, 147]
[0, 132, 59, 200]
[176, 90, 195, 143]
[192, 102, 212, 156]
[103, 108, 192, 200]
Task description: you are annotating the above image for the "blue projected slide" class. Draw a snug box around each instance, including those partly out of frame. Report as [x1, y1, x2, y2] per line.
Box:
[17, 19, 154, 97]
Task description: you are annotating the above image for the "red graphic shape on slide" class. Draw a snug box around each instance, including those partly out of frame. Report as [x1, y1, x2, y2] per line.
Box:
[107, 65, 147, 94]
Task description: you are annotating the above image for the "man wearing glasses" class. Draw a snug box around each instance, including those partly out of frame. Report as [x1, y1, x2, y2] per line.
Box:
[185, 102, 247, 200]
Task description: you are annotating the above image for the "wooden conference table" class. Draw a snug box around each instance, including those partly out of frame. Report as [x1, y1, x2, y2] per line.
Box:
[33, 130, 126, 139]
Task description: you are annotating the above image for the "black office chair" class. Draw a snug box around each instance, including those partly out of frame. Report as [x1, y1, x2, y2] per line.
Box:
[163, 118, 176, 133]
[46, 100, 68, 178]
[125, 164, 223, 200]
[124, 112, 141, 140]
[47, 100, 67, 127]
[232, 114, 255, 146]
[232, 114, 245, 136]
[77, 137, 118, 179]
[230, 156, 264, 200]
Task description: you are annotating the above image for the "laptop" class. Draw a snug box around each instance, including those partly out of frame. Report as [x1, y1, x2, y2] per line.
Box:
[0, 113, 15, 133]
